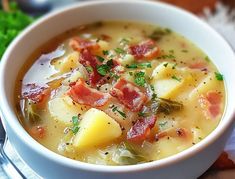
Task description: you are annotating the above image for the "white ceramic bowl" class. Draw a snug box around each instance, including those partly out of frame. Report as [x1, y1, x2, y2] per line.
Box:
[0, 0, 235, 178]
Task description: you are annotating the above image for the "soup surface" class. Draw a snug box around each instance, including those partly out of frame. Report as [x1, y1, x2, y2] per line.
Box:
[16, 21, 225, 165]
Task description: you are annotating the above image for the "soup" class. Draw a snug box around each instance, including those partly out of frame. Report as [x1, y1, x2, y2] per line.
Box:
[15, 21, 225, 165]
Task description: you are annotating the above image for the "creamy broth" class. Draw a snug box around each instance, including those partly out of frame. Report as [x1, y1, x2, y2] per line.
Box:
[15, 21, 225, 165]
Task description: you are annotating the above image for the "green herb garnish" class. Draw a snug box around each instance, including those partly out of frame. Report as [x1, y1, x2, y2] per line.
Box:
[112, 106, 126, 118]
[215, 72, 223, 81]
[181, 49, 188, 53]
[71, 116, 80, 134]
[96, 55, 105, 62]
[134, 71, 146, 87]
[205, 56, 210, 62]
[86, 66, 93, 73]
[149, 27, 172, 41]
[103, 50, 109, 55]
[138, 111, 146, 117]
[114, 47, 126, 55]
[172, 75, 181, 82]
[158, 121, 168, 128]
[172, 63, 177, 69]
[97, 59, 113, 76]
[163, 63, 168, 67]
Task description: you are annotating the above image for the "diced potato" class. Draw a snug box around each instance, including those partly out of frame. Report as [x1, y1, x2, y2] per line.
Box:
[97, 40, 109, 50]
[73, 108, 122, 149]
[119, 54, 134, 66]
[191, 127, 205, 144]
[189, 73, 217, 100]
[48, 95, 88, 125]
[152, 62, 177, 80]
[152, 78, 184, 98]
[53, 52, 80, 73]
[156, 138, 189, 159]
[62, 70, 83, 85]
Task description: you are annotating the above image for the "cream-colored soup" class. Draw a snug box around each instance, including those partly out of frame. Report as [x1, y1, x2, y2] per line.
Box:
[15, 21, 225, 165]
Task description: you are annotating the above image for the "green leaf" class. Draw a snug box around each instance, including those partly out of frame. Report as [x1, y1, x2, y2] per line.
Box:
[114, 47, 126, 55]
[134, 71, 146, 87]
[215, 72, 223, 81]
[71, 116, 80, 134]
[112, 106, 126, 118]
[96, 55, 105, 62]
[102, 50, 109, 55]
[171, 75, 181, 82]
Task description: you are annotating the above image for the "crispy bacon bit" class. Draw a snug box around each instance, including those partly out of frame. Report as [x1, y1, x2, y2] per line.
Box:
[211, 152, 235, 170]
[101, 34, 112, 41]
[199, 91, 222, 119]
[79, 49, 103, 86]
[22, 84, 50, 103]
[110, 79, 147, 112]
[129, 40, 160, 60]
[30, 126, 45, 139]
[127, 115, 157, 142]
[69, 37, 99, 52]
[68, 79, 110, 107]
[189, 62, 207, 71]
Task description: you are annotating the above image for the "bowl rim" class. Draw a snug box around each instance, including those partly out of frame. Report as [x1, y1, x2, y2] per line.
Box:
[0, 0, 235, 174]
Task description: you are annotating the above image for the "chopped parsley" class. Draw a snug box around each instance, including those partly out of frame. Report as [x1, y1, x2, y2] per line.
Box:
[86, 66, 93, 73]
[126, 62, 152, 69]
[149, 27, 172, 41]
[150, 84, 157, 101]
[181, 49, 188, 53]
[163, 63, 168, 67]
[138, 111, 147, 117]
[215, 72, 223, 81]
[138, 62, 152, 68]
[120, 38, 130, 45]
[71, 116, 80, 134]
[110, 72, 120, 80]
[126, 64, 138, 69]
[96, 55, 105, 62]
[114, 47, 126, 55]
[172, 63, 177, 69]
[205, 56, 210, 62]
[112, 106, 126, 118]
[157, 54, 175, 59]
[97, 59, 113, 76]
[172, 75, 181, 82]
[134, 71, 146, 87]
[158, 121, 168, 128]
[169, 49, 174, 54]
[102, 50, 109, 55]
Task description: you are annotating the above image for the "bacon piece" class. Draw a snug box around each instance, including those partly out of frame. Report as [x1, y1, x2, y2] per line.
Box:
[110, 79, 147, 112]
[189, 62, 207, 71]
[101, 34, 112, 41]
[69, 37, 99, 52]
[199, 91, 222, 119]
[30, 125, 46, 139]
[129, 40, 160, 60]
[68, 79, 110, 107]
[79, 49, 103, 86]
[22, 84, 50, 104]
[127, 115, 157, 142]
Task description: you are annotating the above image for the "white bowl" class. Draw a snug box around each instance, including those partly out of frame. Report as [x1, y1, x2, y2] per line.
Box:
[0, 0, 235, 178]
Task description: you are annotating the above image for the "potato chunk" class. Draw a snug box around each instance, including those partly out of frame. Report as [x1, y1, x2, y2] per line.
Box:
[73, 108, 122, 149]
[48, 95, 88, 125]
[53, 52, 80, 73]
[153, 78, 183, 98]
